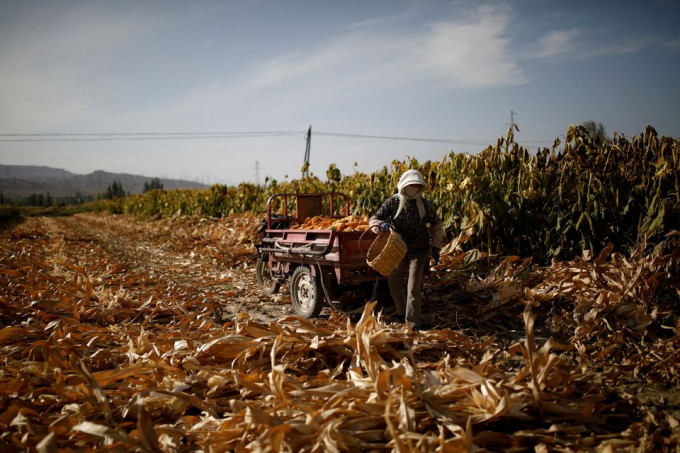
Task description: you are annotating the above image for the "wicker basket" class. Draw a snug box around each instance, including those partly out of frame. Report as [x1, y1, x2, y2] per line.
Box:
[366, 229, 407, 276]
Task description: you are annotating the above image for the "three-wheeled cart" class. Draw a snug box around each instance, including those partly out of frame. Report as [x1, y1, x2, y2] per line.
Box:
[255, 192, 387, 317]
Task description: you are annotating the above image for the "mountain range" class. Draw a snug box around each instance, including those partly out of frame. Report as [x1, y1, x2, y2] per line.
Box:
[0, 165, 209, 198]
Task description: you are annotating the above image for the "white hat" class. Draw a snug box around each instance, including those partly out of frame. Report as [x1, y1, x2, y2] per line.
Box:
[397, 169, 426, 193]
[395, 169, 426, 219]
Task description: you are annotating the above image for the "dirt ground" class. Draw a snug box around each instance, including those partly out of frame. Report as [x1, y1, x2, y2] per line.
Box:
[15, 213, 295, 324]
[11, 213, 475, 330]
[1, 212, 679, 451]
[7, 212, 680, 373]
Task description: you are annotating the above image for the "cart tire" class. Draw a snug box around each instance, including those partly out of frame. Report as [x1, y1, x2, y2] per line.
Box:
[289, 266, 324, 318]
[256, 253, 280, 295]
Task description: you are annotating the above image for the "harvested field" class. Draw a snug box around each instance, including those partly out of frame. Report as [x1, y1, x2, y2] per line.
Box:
[1, 213, 678, 452]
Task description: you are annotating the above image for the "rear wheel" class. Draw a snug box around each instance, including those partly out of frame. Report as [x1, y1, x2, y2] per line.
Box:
[256, 253, 280, 295]
[289, 266, 324, 318]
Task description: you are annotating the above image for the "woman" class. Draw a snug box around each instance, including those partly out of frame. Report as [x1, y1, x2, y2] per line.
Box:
[369, 169, 444, 331]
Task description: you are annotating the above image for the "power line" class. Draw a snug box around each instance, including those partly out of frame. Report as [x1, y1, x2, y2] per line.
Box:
[0, 131, 304, 137]
[0, 131, 305, 142]
[315, 130, 551, 145]
[0, 129, 554, 145]
[315, 130, 490, 145]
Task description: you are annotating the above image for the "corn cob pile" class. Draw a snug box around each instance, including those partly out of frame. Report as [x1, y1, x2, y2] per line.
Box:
[290, 214, 371, 232]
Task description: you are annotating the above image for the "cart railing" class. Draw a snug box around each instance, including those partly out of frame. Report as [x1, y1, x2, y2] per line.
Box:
[258, 230, 338, 257]
[265, 192, 351, 230]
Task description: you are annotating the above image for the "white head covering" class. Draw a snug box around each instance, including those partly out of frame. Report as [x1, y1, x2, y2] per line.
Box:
[395, 169, 426, 219]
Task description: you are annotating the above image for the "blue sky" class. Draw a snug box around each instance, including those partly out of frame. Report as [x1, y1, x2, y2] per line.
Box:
[1, 0, 679, 185]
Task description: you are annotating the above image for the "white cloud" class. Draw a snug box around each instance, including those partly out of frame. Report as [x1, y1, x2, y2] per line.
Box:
[240, 4, 527, 97]
[527, 27, 657, 61]
[583, 37, 655, 57]
[102, 4, 530, 137]
[420, 6, 527, 87]
[0, 3, 529, 135]
[532, 28, 581, 58]
[345, 12, 415, 31]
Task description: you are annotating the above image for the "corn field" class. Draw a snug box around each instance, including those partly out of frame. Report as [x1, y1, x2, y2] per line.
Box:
[1, 122, 680, 451]
[1, 210, 678, 451]
[104, 125, 679, 264]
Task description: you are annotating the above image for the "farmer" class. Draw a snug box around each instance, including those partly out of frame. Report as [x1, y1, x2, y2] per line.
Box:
[369, 169, 444, 331]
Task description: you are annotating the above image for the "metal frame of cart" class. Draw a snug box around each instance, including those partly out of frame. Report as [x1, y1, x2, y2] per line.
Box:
[255, 192, 386, 317]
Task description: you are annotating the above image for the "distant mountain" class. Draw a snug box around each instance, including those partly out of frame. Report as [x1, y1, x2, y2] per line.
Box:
[0, 165, 76, 180]
[0, 165, 210, 198]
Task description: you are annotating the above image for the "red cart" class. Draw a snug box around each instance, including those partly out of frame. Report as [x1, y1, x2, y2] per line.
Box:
[255, 192, 387, 318]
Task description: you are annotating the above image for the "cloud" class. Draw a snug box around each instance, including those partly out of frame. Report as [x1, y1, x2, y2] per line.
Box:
[663, 38, 680, 49]
[527, 26, 657, 61]
[110, 4, 529, 136]
[420, 5, 527, 87]
[583, 37, 655, 57]
[241, 4, 527, 96]
[0, 4, 164, 129]
[532, 28, 581, 58]
[345, 12, 415, 31]
[0, 2, 529, 135]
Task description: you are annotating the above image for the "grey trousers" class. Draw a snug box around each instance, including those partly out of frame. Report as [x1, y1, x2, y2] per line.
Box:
[388, 252, 428, 325]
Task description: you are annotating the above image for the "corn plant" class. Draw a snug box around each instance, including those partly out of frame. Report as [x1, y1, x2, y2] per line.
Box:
[104, 125, 678, 264]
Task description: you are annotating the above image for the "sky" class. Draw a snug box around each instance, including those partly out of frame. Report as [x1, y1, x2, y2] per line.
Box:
[1, 0, 679, 186]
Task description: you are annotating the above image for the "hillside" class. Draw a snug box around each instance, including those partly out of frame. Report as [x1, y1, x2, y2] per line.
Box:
[0, 165, 76, 180]
[0, 164, 209, 198]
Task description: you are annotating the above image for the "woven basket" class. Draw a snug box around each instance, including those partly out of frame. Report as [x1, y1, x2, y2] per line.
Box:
[366, 229, 407, 276]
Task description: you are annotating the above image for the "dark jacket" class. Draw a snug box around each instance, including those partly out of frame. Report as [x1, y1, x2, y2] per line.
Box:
[369, 195, 443, 252]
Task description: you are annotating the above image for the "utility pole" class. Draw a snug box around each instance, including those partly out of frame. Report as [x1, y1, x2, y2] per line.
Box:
[254, 159, 260, 186]
[302, 125, 311, 177]
[509, 110, 519, 131]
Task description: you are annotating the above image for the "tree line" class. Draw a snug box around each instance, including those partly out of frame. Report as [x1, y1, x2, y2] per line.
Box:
[1, 178, 165, 207]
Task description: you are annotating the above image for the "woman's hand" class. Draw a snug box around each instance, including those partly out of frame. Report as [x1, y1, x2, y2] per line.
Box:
[379, 222, 394, 232]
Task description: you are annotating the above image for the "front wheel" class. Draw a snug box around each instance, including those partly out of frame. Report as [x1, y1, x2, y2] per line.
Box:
[289, 266, 324, 318]
[256, 253, 280, 295]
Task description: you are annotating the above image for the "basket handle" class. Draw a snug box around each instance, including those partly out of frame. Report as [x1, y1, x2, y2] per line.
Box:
[358, 225, 382, 253]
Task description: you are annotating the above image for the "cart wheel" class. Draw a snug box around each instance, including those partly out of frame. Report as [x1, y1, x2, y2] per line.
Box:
[256, 253, 280, 295]
[289, 266, 324, 318]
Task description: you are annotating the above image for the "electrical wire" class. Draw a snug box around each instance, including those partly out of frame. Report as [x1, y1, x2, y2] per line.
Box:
[0, 131, 304, 137]
[316, 131, 552, 146]
[0, 131, 305, 142]
[0, 129, 554, 145]
[314, 131, 490, 146]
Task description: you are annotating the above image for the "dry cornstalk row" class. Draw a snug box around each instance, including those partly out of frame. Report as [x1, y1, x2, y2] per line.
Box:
[0, 214, 678, 451]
